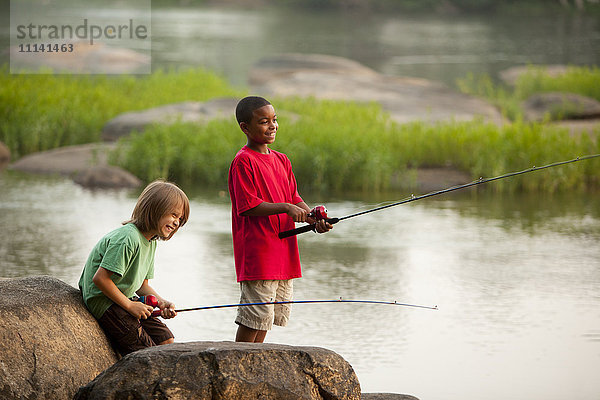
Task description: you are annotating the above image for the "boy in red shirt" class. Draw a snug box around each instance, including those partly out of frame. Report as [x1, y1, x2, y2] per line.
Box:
[228, 96, 332, 343]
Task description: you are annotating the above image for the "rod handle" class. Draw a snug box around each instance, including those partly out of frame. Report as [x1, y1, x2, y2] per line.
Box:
[278, 218, 339, 239]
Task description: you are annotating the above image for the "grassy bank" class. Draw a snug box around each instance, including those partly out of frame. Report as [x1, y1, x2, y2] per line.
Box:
[0, 66, 243, 159]
[112, 98, 600, 194]
[3, 66, 598, 194]
[457, 65, 600, 121]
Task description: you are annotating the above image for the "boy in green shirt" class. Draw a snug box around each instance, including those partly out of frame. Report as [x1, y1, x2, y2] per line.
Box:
[79, 180, 190, 355]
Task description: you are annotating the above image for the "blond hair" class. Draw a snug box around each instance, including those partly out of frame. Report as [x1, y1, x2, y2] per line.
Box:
[124, 180, 190, 240]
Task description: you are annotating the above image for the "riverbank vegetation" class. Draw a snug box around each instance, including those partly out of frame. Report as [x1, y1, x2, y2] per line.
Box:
[457, 65, 600, 121]
[0, 66, 242, 159]
[111, 97, 599, 194]
[2, 65, 598, 194]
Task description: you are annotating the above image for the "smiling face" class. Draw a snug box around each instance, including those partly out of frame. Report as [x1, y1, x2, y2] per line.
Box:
[131, 180, 190, 241]
[156, 202, 185, 239]
[240, 104, 278, 153]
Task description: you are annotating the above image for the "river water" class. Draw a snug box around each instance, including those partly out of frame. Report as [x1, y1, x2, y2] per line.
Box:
[2, 3, 599, 83]
[1, 171, 599, 400]
[3, 3, 600, 400]
[149, 5, 600, 87]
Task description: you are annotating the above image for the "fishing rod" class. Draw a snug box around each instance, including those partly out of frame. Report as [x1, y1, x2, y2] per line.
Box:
[137, 296, 437, 317]
[279, 154, 600, 239]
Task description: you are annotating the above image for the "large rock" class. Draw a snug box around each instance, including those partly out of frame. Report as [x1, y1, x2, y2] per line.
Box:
[522, 92, 600, 121]
[0, 141, 10, 168]
[73, 165, 142, 189]
[75, 341, 362, 400]
[0, 276, 119, 400]
[9, 142, 141, 188]
[250, 53, 504, 125]
[10, 143, 114, 175]
[102, 97, 239, 141]
[249, 52, 377, 86]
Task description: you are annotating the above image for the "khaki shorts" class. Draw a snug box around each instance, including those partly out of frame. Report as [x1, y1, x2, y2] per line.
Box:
[235, 279, 293, 331]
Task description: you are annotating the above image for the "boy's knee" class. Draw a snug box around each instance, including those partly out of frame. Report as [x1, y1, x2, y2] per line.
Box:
[159, 337, 175, 345]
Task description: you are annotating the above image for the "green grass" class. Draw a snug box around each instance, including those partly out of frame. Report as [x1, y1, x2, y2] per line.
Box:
[3, 66, 598, 194]
[112, 97, 600, 194]
[0, 66, 244, 159]
[457, 65, 600, 121]
[512, 65, 600, 101]
[111, 119, 245, 187]
[396, 119, 599, 192]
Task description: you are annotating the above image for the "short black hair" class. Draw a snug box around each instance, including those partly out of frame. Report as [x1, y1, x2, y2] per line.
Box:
[235, 96, 271, 124]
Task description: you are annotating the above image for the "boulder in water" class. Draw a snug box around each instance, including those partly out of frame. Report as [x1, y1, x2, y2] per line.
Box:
[75, 341, 362, 400]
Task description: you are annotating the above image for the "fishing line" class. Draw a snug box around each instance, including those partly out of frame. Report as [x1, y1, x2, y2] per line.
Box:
[279, 154, 600, 238]
[150, 298, 438, 317]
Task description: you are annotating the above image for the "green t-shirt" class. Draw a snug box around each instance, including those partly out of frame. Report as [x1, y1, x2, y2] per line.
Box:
[79, 223, 157, 318]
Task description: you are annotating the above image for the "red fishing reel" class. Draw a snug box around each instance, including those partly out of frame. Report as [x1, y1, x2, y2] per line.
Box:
[279, 205, 334, 239]
[308, 205, 328, 220]
[136, 295, 163, 317]
[137, 295, 159, 308]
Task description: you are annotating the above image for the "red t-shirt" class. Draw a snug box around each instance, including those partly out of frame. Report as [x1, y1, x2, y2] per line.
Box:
[228, 146, 304, 282]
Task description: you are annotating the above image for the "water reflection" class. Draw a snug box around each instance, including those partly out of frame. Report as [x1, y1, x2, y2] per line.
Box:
[1, 170, 599, 400]
[149, 6, 600, 87]
[2, 5, 598, 86]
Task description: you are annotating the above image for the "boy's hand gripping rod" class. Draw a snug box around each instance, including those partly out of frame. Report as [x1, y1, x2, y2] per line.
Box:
[279, 154, 600, 239]
[137, 295, 437, 317]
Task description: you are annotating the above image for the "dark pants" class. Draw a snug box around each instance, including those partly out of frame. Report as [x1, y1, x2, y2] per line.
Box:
[97, 303, 174, 356]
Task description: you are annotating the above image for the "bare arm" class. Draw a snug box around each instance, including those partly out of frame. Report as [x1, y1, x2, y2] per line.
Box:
[241, 201, 310, 222]
[92, 267, 153, 320]
[242, 201, 332, 233]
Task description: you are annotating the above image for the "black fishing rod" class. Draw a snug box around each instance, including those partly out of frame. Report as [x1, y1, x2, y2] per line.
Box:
[279, 154, 600, 239]
[147, 297, 438, 317]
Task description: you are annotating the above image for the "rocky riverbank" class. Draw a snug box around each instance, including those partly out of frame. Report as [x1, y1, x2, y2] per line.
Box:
[249, 53, 506, 125]
[7, 54, 489, 191]
[0, 276, 419, 400]
[6, 54, 598, 191]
